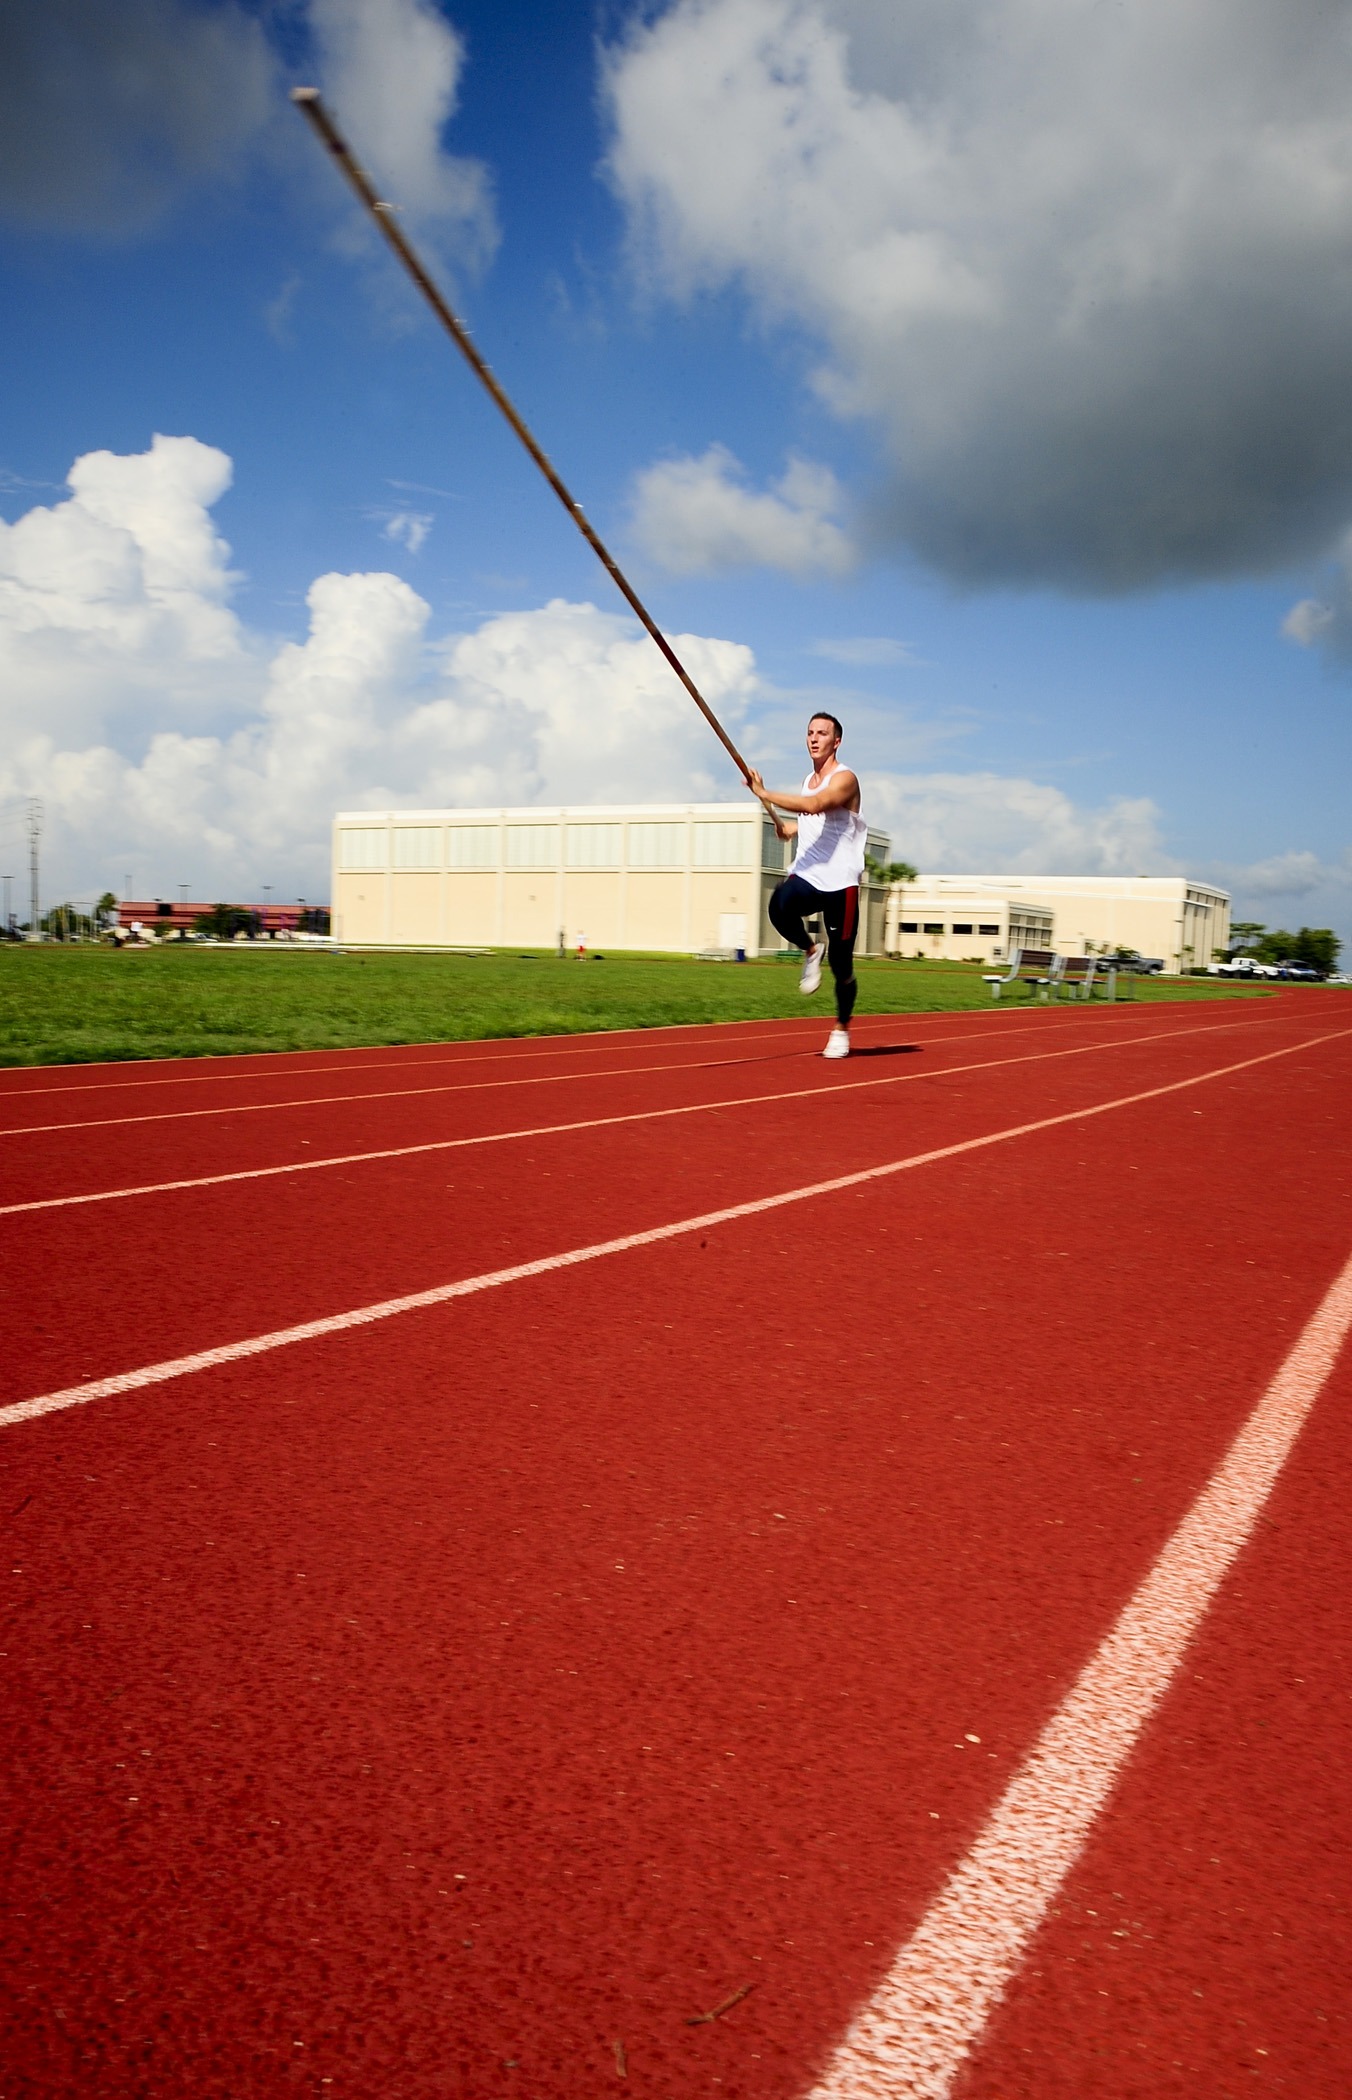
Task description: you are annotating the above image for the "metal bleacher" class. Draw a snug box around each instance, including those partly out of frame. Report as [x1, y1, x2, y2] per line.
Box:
[982, 949, 1060, 1001]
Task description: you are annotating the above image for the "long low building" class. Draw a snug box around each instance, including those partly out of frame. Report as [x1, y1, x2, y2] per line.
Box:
[332, 804, 893, 956]
[885, 875, 1230, 975]
[886, 889, 1054, 966]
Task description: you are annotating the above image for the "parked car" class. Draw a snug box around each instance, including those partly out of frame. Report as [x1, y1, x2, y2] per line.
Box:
[1276, 962, 1320, 981]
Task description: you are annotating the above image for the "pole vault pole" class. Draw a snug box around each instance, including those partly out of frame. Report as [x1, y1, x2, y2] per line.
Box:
[291, 88, 754, 787]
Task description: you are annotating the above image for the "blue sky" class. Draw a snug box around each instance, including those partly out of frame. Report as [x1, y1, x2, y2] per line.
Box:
[1, 0, 1350, 944]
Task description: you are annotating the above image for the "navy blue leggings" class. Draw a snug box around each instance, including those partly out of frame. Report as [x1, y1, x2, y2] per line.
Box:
[769, 872, 859, 1025]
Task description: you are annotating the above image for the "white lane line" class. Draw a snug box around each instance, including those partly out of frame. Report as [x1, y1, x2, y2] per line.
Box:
[0, 1015, 1280, 1217]
[0, 1008, 1167, 1131]
[0, 1014, 875, 1099]
[1, 993, 1174, 1098]
[805, 1241, 1352, 2100]
[0, 1044, 826, 1138]
[0, 1004, 1068, 1101]
[0, 1009, 1283, 1146]
[3, 1026, 1345, 1430]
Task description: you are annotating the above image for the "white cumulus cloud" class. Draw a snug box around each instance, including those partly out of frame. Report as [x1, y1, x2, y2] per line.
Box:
[4, 436, 1206, 918]
[0, 0, 494, 270]
[379, 509, 434, 554]
[0, 434, 251, 752]
[1212, 850, 1351, 900]
[606, 0, 1352, 591]
[629, 444, 852, 576]
[0, 438, 759, 904]
[1282, 598, 1337, 648]
[435, 597, 758, 804]
[863, 772, 1175, 879]
[811, 635, 916, 667]
[309, 0, 496, 261]
[1205, 847, 1352, 941]
[1279, 522, 1352, 656]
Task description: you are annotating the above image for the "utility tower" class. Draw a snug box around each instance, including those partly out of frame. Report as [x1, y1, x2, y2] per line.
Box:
[26, 798, 41, 939]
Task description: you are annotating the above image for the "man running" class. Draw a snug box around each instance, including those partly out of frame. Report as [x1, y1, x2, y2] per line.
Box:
[749, 713, 867, 1060]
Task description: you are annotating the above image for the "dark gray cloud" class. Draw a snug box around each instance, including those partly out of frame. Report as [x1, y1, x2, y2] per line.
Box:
[607, 0, 1352, 593]
[0, 0, 277, 237]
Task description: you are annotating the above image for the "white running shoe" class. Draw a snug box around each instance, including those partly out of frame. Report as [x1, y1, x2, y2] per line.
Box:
[822, 1027, 851, 1059]
[799, 942, 824, 995]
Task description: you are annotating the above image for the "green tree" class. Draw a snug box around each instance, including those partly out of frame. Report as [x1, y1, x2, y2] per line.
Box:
[193, 903, 260, 941]
[1253, 926, 1342, 974]
[1294, 927, 1341, 976]
[41, 903, 92, 941]
[1228, 920, 1266, 954]
[867, 857, 919, 883]
[95, 891, 119, 930]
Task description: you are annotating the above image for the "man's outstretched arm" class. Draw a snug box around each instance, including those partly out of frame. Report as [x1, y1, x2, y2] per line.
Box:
[747, 766, 858, 817]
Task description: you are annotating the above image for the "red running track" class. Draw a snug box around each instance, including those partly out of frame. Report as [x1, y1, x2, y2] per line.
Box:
[3, 992, 1351, 2098]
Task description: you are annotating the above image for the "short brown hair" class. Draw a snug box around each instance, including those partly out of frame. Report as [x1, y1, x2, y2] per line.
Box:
[809, 711, 843, 740]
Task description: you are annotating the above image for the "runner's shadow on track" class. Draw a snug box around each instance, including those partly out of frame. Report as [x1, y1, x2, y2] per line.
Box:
[846, 1043, 922, 1058]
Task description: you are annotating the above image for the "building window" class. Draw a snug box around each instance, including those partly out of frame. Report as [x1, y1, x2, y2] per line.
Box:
[761, 820, 787, 872]
[506, 825, 557, 869]
[924, 922, 943, 934]
[899, 920, 918, 932]
[448, 827, 497, 869]
[979, 923, 1000, 936]
[392, 827, 441, 869]
[951, 922, 973, 934]
[565, 823, 622, 869]
[628, 822, 685, 869]
[694, 821, 752, 868]
[339, 829, 386, 870]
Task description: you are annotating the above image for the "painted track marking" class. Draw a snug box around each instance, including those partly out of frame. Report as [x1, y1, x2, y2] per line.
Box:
[0, 1014, 1286, 1217]
[0, 1008, 932, 1094]
[0, 1008, 1236, 1138]
[4, 1025, 1345, 1429]
[3, 996, 1251, 1096]
[0, 1046, 818, 1137]
[0, 1017, 862, 1098]
[805, 1240, 1352, 2100]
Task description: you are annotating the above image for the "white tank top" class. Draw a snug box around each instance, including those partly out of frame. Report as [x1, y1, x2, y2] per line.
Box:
[792, 768, 867, 892]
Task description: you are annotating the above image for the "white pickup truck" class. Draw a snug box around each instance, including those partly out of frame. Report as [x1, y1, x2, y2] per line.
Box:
[1212, 957, 1281, 977]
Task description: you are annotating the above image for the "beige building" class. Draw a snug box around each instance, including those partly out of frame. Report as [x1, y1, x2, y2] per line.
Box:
[331, 803, 892, 956]
[885, 874, 1230, 975]
[886, 889, 1053, 968]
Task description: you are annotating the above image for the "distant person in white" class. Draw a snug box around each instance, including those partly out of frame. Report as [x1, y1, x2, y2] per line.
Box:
[749, 713, 867, 1060]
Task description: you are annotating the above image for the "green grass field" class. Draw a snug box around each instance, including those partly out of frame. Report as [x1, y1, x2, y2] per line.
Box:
[0, 943, 1275, 1068]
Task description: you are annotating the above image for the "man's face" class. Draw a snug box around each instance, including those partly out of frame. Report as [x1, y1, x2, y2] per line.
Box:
[806, 717, 840, 768]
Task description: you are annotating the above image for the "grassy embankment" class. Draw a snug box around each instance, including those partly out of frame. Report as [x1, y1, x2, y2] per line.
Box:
[0, 943, 1274, 1069]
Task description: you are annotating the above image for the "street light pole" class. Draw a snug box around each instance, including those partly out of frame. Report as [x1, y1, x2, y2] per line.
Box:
[26, 799, 41, 940]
